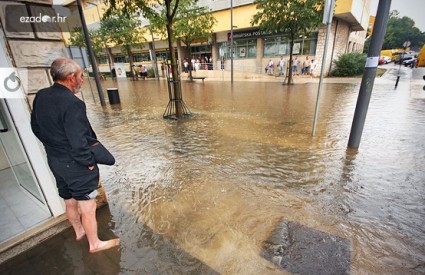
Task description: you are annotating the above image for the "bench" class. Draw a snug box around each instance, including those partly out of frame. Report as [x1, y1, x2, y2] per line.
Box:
[191, 76, 206, 83]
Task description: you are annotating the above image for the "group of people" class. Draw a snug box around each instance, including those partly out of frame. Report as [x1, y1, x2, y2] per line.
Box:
[182, 56, 213, 73]
[131, 65, 148, 80]
[266, 56, 317, 76]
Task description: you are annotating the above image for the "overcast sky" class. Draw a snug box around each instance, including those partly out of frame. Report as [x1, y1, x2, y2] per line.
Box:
[370, 0, 425, 32]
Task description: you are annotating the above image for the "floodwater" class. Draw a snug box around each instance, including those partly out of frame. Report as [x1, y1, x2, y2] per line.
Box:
[4, 67, 425, 274]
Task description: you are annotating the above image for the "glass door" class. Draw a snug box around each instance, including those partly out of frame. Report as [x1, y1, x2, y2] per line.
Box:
[0, 100, 51, 243]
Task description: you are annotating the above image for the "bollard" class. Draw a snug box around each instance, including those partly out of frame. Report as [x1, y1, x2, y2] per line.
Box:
[395, 75, 400, 88]
[423, 75, 425, 91]
[106, 88, 120, 104]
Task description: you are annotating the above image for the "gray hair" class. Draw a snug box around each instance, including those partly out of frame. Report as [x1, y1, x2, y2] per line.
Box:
[50, 57, 80, 81]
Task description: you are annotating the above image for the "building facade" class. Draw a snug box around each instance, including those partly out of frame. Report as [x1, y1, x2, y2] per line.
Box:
[67, 0, 370, 76]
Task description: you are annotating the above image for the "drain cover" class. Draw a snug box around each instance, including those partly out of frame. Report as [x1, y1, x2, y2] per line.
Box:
[262, 220, 351, 275]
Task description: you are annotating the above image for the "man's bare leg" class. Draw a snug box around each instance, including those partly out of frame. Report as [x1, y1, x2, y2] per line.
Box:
[65, 198, 86, 240]
[78, 199, 119, 253]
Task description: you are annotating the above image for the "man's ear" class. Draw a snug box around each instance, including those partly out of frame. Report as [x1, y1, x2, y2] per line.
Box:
[67, 73, 76, 83]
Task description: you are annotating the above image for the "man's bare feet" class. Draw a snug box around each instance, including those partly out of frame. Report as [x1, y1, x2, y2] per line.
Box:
[89, 238, 120, 253]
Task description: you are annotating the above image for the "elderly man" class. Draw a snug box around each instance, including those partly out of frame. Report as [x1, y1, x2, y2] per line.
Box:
[31, 57, 119, 253]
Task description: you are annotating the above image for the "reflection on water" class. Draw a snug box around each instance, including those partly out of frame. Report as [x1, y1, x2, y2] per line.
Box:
[82, 73, 425, 274]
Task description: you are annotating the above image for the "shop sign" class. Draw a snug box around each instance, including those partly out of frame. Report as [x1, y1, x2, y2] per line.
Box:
[227, 29, 271, 40]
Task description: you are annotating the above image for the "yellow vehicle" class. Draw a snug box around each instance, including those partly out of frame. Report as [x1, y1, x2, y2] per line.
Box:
[417, 45, 425, 67]
[380, 48, 410, 61]
[380, 49, 394, 60]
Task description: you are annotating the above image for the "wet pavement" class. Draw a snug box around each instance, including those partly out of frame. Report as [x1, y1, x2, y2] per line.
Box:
[1, 66, 425, 274]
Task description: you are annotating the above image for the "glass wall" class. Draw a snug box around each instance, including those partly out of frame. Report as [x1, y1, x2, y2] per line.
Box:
[0, 101, 51, 243]
[133, 53, 151, 62]
[219, 39, 257, 59]
[263, 32, 318, 57]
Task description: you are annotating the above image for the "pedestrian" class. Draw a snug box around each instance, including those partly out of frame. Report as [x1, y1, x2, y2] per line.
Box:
[279, 56, 285, 76]
[310, 59, 317, 77]
[302, 56, 310, 75]
[30, 57, 120, 253]
[293, 56, 299, 75]
[268, 59, 274, 75]
[183, 59, 189, 73]
[140, 65, 147, 79]
[161, 62, 165, 77]
[191, 56, 196, 72]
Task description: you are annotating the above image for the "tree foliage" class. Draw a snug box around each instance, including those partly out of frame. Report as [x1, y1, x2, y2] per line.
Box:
[101, 10, 146, 73]
[381, 10, 425, 49]
[106, 0, 209, 118]
[144, 0, 216, 80]
[67, 27, 104, 61]
[174, 1, 216, 79]
[251, 0, 324, 84]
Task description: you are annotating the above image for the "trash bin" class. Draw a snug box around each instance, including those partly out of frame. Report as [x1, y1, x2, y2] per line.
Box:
[107, 88, 120, 104]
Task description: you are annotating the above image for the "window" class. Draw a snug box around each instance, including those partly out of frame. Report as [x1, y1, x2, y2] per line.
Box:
[218, 39, 256, 59]
[263, 32, 318, 57]
[133, 53, 151, 62]
[113, 56, 128, 63]
[97, 56, 109, 64]
[190, 45, 211, 56]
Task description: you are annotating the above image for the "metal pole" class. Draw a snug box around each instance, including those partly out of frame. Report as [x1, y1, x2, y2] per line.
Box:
[312, 0, 335, 136]
[348, 0, 392, 148]
[395, 41, 410, 88]
[76, 0, 106, 106]
[150, 32, 159, 79]
[87, 1, 112, 76]
[230, 0, 234, 83]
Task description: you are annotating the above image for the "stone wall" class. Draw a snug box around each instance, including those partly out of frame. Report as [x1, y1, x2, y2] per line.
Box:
[314, 19, 351, 76]
[0, 0, 66, 105]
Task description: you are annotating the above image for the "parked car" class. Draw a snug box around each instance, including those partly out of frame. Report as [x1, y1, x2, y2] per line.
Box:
[394, 53, 415, 64]
[403, 58, 417, 68]
[378, 56, 391, 65]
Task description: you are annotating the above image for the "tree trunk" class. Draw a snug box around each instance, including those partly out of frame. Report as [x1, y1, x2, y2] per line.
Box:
[126, 45, 137, 80]
[166, 21, 183, 117]
[286, 34, 295, 85]
[185, 42, 193, 81]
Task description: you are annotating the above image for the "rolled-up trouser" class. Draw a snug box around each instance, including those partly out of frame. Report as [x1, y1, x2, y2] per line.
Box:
[47, 156, 99, 200]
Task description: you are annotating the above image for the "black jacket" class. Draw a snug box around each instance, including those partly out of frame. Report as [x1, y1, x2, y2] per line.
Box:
[31, 83, 96, 166]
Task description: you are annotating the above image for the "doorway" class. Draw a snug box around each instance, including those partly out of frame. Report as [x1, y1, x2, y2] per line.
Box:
[0, 101, 51, 243]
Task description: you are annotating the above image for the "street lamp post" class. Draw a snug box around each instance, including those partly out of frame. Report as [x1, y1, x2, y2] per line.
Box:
[230, 0, 234, 83]
[76, 0, 106, 105]
[87, 1, 112, 74]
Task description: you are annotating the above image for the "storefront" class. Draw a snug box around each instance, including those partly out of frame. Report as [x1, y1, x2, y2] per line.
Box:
[214, 28, 319, 73]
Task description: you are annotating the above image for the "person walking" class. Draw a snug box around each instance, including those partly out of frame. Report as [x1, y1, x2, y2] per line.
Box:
[31, 57, 120, 253]
[302, 56, 310, 75]
[268, 59, 274, 75]
[183, 59, 189, 73]
[310, 59, 317, 77]
[293, 56, 299, 75]
[279, 56, 285, 76]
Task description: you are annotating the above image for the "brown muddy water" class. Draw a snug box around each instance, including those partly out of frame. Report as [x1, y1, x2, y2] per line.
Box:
[6, 68, 425, 274]
[77, 69, 424, 274]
